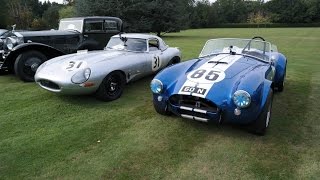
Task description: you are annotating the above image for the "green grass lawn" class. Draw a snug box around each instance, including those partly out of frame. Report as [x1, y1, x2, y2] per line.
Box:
[1, 28, 320, 179]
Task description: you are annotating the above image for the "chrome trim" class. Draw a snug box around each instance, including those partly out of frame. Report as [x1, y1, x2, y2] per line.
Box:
[180, 106, 193, 111]
[181, 114, 194, 120]
[193, 108, 207, 114]
[194, 116, 209, 122]
[181, 114, 209, 122]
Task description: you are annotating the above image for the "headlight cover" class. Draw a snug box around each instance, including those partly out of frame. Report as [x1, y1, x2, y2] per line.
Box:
[5, 36, 24, 50]
[150, 79, 163, 94]
[6, 37, 16, 50]
[233, 90, 251, 108]
[71, 68, 91, 84]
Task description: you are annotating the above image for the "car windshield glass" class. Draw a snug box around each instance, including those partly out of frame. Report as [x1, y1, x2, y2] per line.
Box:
[59, 20, 83, 32]
[106, 37, 147, 52]
[200, 38, 272, 61]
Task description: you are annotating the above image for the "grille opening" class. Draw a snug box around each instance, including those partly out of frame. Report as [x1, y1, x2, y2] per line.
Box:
[39, 80, 60, 90]
[169, 95, 218, 112]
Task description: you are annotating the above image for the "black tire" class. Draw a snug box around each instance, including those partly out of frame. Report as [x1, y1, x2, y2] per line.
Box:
[14, 51, 47, 82]
[277, 67, 286, 92]
[153, 100, 171, 116]
[95, 71, 125, 101]
[249, 90, 273, 136]
[167, 56, 180, 67]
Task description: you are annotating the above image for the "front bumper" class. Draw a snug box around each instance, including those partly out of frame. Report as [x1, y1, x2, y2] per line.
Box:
[169, 103, 222, 123]
[153, 94, 259, 124]
[36, 79, 99, 95]
[35, 72, 99, 95]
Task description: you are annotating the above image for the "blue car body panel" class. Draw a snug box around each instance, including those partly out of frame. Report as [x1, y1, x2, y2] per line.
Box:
[152, 50, 286, 124]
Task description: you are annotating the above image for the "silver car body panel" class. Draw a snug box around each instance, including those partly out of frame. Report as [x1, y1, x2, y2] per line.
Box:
[35, 34, 181, 95]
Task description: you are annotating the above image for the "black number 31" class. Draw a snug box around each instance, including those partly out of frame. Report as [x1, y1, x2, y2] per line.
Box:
[153, 56, 160, 69]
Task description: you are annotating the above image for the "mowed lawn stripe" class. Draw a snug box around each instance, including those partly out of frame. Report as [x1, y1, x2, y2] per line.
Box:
[0, 28, 319, 179]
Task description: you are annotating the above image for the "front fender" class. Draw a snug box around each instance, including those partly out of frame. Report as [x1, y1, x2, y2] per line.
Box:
[228, 68, 273, 124]
[3, 43, 65, 69]
[154, 58, 200, 94]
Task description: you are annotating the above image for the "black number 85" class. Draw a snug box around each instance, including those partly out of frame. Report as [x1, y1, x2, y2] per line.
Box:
[191, 69, 219, 81]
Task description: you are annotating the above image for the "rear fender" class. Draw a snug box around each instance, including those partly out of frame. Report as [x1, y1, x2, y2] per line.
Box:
[273, 53, 287, 84]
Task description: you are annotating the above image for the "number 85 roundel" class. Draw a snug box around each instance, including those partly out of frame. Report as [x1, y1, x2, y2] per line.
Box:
[187, 69, 226, 84]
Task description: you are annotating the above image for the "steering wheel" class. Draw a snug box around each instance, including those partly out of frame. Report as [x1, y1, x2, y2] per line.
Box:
[251, 36, 265, 42]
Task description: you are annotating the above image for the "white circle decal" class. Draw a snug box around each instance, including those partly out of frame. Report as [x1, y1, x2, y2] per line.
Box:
[187, 68, 226, 84]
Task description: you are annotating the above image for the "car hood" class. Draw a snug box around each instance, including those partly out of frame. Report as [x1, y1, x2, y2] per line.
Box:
[17, 30, 79, 37]
[45, 49, 131, 66]
[166, 54, 261, 105]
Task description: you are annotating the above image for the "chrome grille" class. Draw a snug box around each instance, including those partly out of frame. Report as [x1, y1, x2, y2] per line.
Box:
[169, 95, 218, 112]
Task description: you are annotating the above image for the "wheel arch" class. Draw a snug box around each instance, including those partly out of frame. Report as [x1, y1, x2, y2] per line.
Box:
[273, 53, 287, 85]
[105, 70, 127, 83]
[171, 56, 181, 64]
[3, 43, 65, 71]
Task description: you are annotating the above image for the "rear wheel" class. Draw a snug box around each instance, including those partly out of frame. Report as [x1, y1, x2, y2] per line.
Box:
[277, 67, 286, 92]
[14, 51, 47, 82]
[95, 71, 125, 101]
[249, 90, 273, 136]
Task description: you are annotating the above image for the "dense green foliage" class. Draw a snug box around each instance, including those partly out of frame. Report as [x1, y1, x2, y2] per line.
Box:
[1, 0, 320, 33]
[0, 28, 320, 179]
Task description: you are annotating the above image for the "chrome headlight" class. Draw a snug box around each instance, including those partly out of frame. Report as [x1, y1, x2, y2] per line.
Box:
[71, 68, 91, 84]
[150, 79, 163, 94]
[233, 90, 251, 108]
[6, 37, 16, 50]
[5, 35, 24, 51]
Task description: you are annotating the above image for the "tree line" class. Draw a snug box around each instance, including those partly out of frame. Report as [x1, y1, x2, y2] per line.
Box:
[0, 0, 319, 35]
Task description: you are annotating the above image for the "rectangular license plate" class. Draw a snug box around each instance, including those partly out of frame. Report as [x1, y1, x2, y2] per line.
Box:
[181, 86, 207, 95]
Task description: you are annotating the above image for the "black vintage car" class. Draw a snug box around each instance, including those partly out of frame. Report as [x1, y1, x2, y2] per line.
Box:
[0, 16, 123, 81]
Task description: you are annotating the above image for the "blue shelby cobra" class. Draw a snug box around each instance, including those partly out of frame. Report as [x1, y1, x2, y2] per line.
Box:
[150, 37, 287, 135]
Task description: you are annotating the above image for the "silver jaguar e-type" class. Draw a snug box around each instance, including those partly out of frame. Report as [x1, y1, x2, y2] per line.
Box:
[35, 33, 181, 101]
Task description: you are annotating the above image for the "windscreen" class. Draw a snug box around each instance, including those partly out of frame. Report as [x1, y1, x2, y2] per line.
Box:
[106, 37, 147, 52]
[200, 38, 272, 61]
[59, 20, 83, 32]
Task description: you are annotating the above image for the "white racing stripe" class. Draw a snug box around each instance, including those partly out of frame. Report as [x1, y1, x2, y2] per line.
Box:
[178, 54, 242, 98]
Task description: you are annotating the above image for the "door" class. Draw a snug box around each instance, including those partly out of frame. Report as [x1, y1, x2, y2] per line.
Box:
[82, 19, 107, 50]
[147, 38, 166, 73]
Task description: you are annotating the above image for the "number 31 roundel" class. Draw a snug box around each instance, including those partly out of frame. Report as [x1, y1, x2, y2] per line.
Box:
[152, 56, 161, 71]
[187, 68, 226, 84]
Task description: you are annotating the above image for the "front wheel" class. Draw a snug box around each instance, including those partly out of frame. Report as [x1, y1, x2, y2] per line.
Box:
[14, 51, 47, 82]
[153, 96, 171, 116]
[248, 89, 273, 136]
[95, 71, 126, 101]
[167, 56, 181, 67]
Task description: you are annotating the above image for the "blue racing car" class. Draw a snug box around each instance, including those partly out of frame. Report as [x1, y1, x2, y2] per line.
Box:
[150, 37, 287, 135]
